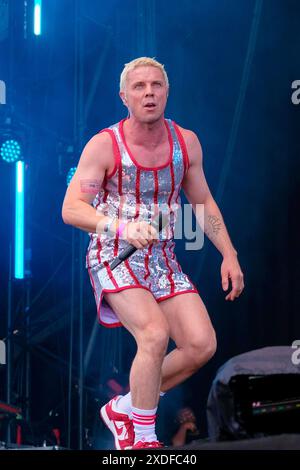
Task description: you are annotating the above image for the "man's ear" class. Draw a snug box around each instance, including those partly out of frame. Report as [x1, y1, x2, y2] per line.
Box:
[119, 91, 127, 106]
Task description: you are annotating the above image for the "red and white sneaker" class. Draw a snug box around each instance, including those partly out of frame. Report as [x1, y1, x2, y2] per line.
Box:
[132, 440, 163, 449]
[100, 396, 134, 450]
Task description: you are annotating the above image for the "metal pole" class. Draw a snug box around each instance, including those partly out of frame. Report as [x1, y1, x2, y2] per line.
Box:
[78, 232, 84, 450]
[67, 227, 76, 449]
[25, 278, 31, 424]
[6, 244, 13, 445]
[77, 0, 85, 450]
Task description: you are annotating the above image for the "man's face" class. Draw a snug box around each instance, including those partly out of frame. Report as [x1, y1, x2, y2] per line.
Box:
[120, 65, 168, 124]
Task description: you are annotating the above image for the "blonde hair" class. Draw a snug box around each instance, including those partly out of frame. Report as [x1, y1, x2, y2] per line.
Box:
[120, 57, 169, 92]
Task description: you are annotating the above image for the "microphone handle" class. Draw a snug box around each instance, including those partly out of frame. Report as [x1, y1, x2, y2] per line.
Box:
[109, 212, 163, 271]
[110, 245, 137, 271]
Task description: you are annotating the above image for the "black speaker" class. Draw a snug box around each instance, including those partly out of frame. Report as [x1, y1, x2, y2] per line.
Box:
[229, 373, 300, 435]
[207, 346, 300, 441]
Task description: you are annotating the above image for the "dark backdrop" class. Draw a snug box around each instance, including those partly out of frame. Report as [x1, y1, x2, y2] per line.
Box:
[0, 0, 299, 448]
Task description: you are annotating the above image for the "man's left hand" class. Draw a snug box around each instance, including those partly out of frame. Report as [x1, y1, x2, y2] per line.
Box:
[221, 254, 244, 301]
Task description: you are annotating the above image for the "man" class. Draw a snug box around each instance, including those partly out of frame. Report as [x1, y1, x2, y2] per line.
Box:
[62, 57, 244, 450]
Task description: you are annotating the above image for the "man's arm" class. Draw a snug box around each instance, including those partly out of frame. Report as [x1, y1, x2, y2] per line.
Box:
[61, 132, 159, 248]
[181, 128, 244, 300]
[62, 132, 113, 234]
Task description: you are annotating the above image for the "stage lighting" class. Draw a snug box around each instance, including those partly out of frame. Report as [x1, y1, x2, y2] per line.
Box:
[15, 161, 25, 279]
[66, 167, 77, 186]
[34, 0, 42, 36]
[1, 139, 22, 163]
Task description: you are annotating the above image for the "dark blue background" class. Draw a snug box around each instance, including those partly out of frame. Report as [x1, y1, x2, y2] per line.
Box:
[0, 0, 299, 448]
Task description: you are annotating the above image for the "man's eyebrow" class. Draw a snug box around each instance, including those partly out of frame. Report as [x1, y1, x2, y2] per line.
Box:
[132, 80, 163, 86]
[132, 80, 144, 86]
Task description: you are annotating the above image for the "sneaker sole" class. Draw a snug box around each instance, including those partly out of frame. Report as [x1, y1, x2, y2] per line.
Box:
[100, 405, 132, 451]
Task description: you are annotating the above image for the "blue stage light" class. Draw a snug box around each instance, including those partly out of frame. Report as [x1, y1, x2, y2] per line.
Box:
[15, 161, 25, 279]
[1, 139, 21, 163]
[66, 167, 77, 186]
[34, 0, 42, 36]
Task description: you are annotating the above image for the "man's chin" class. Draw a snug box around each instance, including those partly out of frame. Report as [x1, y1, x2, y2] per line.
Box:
[140, 113, 163, 125]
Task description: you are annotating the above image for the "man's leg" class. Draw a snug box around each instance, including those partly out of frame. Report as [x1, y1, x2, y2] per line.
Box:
[158, 292, 217, 392]
[101, 288, 169, 448]
[104, 288, 169, 409]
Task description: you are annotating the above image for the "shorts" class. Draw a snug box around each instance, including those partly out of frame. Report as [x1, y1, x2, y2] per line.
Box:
[88, 239, 198, 328]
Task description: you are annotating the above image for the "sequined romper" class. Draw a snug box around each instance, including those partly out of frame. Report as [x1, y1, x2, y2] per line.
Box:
[86, 118, 198, 327]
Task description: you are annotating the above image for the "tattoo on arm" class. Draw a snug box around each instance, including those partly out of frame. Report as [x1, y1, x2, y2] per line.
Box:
[206, 215, 222, 238]
[80, 179, 101, 194]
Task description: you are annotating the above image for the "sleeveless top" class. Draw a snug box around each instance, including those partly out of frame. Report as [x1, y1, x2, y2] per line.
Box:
[86, 118, 190, 270]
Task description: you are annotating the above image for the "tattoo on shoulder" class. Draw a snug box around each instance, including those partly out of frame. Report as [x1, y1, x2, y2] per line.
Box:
[80, 179, 101, 194]
[207, 215, 222, 235]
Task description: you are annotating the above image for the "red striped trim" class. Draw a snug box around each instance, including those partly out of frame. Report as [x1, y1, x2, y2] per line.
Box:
[114, 221, 119, 258]
[144, 244, 152, 281]
[132, 419, 156, 425]
[153, 170, 159, 205]
[119, 119, 173, 171]
[168, 241, 182, 272]
[98, 128, 121, 179]
[96, 285, 153, 328]
[167, 160, 175, 238]
[96, 237, 102, 265]
[114, 157, 123, 258]
[103, 185, 109, 203]
[172, 121, 190, 174]
[103, 261, 119, 289]
[162, 241, 175, 294]
[156, 289, 198, 303]
[135, 168, 141, 220]
[132, 412, 157, 418]
[94, 198, 102, 265]
[125, 259, 140, 285]
[167, 161, 175, 208]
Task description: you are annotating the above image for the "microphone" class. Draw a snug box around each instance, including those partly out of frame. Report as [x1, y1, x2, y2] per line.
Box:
[110, 212, 167, 271]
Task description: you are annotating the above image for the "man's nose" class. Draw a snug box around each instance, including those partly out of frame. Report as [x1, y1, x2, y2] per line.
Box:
[145, 86, 154, 96]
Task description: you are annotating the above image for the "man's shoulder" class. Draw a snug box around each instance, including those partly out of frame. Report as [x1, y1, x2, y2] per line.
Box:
[173, 122, 200, 147]
[91, 120, 122, 145]
[83, 129, 115, 162]
[88, 130, 113, 148]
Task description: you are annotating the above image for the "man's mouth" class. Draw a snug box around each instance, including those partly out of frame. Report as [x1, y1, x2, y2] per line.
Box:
[144, 103, 156, 108]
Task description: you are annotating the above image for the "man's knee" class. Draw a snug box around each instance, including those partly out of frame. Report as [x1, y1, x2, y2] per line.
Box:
[136, 320, 170, 358]
[185, 330, 217, 370]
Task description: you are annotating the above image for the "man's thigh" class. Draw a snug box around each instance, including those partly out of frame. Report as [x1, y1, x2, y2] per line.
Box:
[104, 288, 168, 338]
[158, 292, 215, 347]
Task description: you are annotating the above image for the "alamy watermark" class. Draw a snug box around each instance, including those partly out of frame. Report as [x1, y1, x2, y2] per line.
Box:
[0, 80, 6, 105]
[291, 340, 300, 365]
[291, 80, 300, 105]
[95, 201, 206, 251]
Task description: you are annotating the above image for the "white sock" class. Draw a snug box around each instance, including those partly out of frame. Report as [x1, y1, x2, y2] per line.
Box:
[116, 391, 165, 419]
[116, 393, 132, 418]
[132, 406, 158, 444]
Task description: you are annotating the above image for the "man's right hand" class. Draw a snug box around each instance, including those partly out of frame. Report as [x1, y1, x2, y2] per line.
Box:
[122, 220, 159, 249]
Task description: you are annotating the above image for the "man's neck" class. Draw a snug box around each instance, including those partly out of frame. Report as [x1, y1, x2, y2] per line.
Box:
[123, 116, 166, 149]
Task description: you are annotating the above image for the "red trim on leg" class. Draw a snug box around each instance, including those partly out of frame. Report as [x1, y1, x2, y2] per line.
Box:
[156, 289, 199, 303]
[97, 285, 153, 328]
